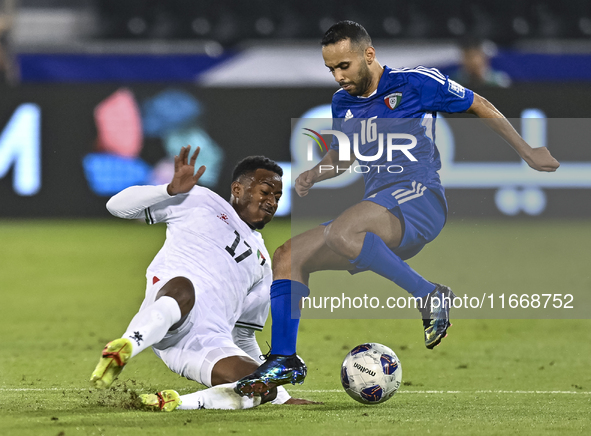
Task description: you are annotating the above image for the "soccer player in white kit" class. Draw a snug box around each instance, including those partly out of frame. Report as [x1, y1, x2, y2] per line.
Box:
[90, 146, 313, 410]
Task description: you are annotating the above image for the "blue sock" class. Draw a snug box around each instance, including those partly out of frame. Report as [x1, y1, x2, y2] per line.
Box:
[351, 232, 435, 299]
[269, 279, 310, 356]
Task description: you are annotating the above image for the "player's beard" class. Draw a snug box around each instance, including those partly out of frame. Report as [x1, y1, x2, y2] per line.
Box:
[252, 220, 267, 230]
[347, 62, 373, 97]
[247, 205, 274, 230]
[251, 213, 272, 230]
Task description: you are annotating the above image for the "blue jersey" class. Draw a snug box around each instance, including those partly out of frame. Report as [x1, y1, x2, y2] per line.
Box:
[330, 65, 474, 199]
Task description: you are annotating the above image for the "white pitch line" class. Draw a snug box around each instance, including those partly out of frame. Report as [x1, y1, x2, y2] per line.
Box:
[289, 389, 590, 395]
[1, 388, 589, 395]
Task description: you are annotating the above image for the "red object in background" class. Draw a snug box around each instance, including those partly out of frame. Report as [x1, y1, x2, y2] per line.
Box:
[94, 88, 143, 158]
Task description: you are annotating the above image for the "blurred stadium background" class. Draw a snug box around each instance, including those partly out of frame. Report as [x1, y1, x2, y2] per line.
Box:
[1, 0, 591, 219]
[1, 2, 591, 434]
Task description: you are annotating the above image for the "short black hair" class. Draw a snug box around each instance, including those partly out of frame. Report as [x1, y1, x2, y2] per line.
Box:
[321, 20, 372, 48]
[232, 156, 283, 182]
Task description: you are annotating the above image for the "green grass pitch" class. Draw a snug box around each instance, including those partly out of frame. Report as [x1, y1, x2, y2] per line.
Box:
[1, 218, 590, 435]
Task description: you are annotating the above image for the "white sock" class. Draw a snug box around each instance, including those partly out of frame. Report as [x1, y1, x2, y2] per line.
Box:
[178, 383, 262, 410]
[122, 296, 181, 358]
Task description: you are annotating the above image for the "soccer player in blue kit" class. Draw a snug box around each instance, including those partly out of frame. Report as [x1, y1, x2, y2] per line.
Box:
[236, 21, 560, 396]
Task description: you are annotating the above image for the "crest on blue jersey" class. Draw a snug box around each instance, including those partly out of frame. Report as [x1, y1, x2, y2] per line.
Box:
[384, 92, 403, 110]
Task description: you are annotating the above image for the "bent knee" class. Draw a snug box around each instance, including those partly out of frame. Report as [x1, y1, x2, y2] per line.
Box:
[272, 241, 292, 277]
[210, 355, 259, 386]
[157, 276, 195, 316]
[273, 240, 291, 264]
[323, 223, 347, 252]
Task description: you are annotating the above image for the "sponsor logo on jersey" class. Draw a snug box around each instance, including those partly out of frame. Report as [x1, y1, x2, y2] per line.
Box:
[353, 361, 376, 377]
[447, 79, 465, 98]
[384, 92, 403, 110]
[344, 109, 354, 121]
[130, 331, 144, 346]
[217, 213, 229, 224]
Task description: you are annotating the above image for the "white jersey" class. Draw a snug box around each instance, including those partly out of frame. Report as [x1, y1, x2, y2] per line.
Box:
[107, 184, 272, 332]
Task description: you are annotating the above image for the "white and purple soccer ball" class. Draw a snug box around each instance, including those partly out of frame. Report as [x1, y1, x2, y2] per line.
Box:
[341, 343, 402, 404]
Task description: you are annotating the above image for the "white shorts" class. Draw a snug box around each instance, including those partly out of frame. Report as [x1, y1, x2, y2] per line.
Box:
[140, 274, 250, 387]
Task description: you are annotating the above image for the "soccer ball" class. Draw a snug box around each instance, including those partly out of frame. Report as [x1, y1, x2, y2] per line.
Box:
[340, 343, 402, 404]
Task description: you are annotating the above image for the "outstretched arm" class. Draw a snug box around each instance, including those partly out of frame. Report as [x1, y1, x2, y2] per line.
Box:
[466, 93, 560, 172]
[295, 148, 356, 197]
[107, 145, 206, 219]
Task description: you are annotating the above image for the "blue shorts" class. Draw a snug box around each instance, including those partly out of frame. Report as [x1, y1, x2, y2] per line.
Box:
[365, 182, 447, 260]
[323, 181, 447, 262]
